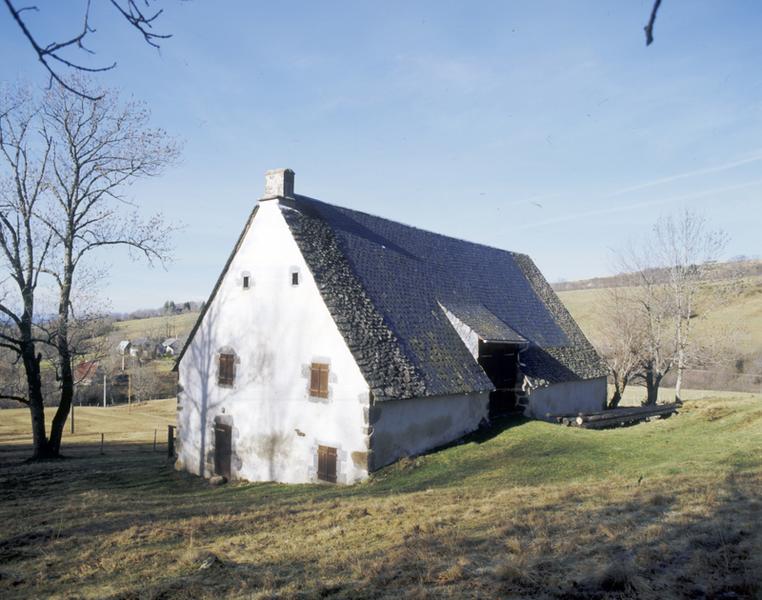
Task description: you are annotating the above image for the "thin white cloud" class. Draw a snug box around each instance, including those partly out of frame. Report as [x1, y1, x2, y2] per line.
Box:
[517, 179, 762, 231]
[610, 153, 762, 197]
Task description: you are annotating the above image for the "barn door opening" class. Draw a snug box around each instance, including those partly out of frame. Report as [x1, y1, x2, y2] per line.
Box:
[317, 445, 337, 483]
[478, 341, 521, 418]
[214, 423, 232, 479]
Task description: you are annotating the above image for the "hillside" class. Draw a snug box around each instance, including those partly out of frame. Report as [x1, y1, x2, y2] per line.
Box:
[558, 276, 762, 355]
[553, 258, 762, 292]
[0, 389, 760, 598]
[110, 310, 200, 342]
[557, 273, 762, 394]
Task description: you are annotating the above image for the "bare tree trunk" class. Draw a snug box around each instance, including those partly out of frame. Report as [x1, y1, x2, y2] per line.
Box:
[49, 345, 73, 454]
[608, 389, 622, 409]
[644, 369, 661, 406]
[674, 360, 684, 404]
[22, 344, 53, 458]
[19, 288, 55, 458]
[48, 259, 74, 455]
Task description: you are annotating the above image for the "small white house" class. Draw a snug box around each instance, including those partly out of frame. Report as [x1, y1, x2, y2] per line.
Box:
[174, 169, 607, 485]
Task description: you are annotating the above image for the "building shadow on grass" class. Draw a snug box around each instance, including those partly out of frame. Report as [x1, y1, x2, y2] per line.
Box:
[85, 470, 762, 600]
[0, 441, 760, 599]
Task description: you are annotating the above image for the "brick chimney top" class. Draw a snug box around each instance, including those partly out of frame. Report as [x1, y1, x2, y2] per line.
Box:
[262, 168, 295, 200]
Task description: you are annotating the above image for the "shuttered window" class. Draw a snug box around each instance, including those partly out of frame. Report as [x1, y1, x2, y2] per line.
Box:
[218, 353, 235, 386]
[317, 445, 337, 483]
[310, 363, 329, 398]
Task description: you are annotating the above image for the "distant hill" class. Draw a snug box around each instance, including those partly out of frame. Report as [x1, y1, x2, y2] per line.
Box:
[552, 258, 762, 292]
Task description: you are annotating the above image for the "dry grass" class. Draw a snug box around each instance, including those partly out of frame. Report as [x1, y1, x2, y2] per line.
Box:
[0, 394, 761, 598]
[558, 275, 762, 356]
[0, 399, 176, 448]
[111, 312, 199, 341]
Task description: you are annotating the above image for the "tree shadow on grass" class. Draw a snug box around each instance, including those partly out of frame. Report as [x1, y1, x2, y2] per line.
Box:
[1, 445, 760, 599]
[84, 471, 762, 600]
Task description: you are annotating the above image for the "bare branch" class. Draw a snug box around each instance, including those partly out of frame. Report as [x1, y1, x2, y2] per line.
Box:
[644, 0, 663, 46]
[0, 393, 29, 404]
[3, 0, 172, 100]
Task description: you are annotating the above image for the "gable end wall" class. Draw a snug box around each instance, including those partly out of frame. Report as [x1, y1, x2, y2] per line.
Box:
[176, 200, 371, 484]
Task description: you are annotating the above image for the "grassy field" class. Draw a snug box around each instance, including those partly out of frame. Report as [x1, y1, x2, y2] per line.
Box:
[1, 392, 760, 599]
[111, 311, 200, 341]
[0, 399, 176, 449]
[557, 275, 762, 357]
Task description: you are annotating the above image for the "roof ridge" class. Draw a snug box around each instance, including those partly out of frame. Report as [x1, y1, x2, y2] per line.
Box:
[293, 193, 530, 260]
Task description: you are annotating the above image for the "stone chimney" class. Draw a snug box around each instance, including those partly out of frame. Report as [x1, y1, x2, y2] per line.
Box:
[262, 168, 295, 200]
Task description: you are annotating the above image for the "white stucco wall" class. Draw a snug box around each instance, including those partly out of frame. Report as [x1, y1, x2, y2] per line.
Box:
[523, 377, 607, 421]
[176, 200, 371, 484]
[369, 392, 490, 469]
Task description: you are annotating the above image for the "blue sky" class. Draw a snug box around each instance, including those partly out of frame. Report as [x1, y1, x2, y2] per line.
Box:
[1, 1, 761, 311]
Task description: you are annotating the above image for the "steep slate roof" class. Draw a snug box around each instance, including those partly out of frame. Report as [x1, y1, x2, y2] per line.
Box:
[280, 195, 607, 401]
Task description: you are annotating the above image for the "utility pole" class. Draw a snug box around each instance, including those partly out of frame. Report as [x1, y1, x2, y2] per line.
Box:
[103, 372, 107, 408]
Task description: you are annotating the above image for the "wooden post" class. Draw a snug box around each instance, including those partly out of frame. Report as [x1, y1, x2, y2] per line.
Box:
[167, 425, 175, 458]
[153, 429, 157, 452]
[100, 433, 104, 455]
[102, 373, 107, 407]
[127, 373, 131, 409]
[70, 402, 74, 434]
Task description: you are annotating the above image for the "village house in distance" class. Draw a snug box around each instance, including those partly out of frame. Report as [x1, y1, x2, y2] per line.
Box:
[174, 169, 608, 484]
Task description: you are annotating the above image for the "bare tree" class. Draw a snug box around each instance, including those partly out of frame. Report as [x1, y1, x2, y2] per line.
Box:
[130, 362, 159, 403]
[616, 243, 676, 406]
[4, 0, 171, 100]
[595, 286, 643, 408]
[653, 210, 731, 402]
[609, 210, 734, 406]
[0, 86, 55, 455]
[0, 79, 178, 458]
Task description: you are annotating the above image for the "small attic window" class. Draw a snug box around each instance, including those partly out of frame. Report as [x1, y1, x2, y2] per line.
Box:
[242, 273, 251, 289]
[291, 270, 300, 286]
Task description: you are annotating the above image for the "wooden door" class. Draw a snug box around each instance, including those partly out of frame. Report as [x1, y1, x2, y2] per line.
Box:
[317, 445, 337, 483]
[214, 424, 232, 479]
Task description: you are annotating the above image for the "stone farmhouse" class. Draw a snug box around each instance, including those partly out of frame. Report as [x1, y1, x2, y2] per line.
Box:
[174, 169, 607, 484]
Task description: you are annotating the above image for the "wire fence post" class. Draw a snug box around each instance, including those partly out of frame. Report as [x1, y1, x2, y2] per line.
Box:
[167, 425, 175, 458]
[100, 433, 104, 455]
[153, 429, 157, 452]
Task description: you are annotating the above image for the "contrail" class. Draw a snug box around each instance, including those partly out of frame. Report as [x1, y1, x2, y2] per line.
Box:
[517, 179, 762, 231]
[609, 153, 762, 197]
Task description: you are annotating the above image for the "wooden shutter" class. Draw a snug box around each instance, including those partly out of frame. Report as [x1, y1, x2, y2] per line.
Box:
[310, 363, 329, 398]
[218, 353, 235, 385]
[317, 445, 337, 483]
